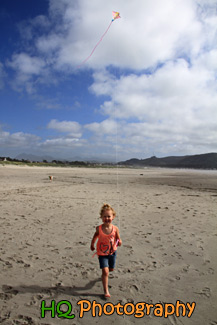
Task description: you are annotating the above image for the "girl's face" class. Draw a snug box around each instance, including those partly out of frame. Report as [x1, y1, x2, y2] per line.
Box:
[101, 209, 114, 225]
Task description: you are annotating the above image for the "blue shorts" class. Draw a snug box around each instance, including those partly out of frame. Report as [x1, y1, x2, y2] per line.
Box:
[98, 251, 117, 269]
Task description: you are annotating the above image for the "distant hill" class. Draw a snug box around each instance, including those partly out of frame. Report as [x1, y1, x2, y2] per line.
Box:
[15, 153, 54, 162]
[118, 153, 217, 169]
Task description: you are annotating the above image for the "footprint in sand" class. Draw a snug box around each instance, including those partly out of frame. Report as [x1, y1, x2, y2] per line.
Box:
[129, 284, 139, 295]
[26, 294, 44, 307]
[15, 314, 36, 325]
[208, 268, 214, 275]
[175, 252, 183, 260]
[0, 286, 18, 301]
[0, 292, 16, 301]
[194, 287, 211, 298]
[182, 265, 190, 273]
[168, 313, 185, 325]
[0, 311, 11, 323]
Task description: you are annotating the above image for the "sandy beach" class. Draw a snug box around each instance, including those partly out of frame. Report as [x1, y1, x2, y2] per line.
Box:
[0, 165, 216, 324]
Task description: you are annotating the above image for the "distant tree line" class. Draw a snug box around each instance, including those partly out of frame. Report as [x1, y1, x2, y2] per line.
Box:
[51, 160, 88, 166]
[0, 156, 21, 162]
[0, 156, 91, 167]
[1, 157, 85, 164]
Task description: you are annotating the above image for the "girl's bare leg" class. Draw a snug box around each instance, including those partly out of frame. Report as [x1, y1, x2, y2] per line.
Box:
[102, 267, 110, 296]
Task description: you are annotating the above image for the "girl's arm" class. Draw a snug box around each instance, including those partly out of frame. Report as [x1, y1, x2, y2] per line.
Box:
[90, 226, 99, 251]
[116, 227, 122, 246]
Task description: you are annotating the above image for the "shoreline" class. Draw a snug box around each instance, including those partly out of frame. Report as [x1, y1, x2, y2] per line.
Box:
[1, 162, 217, 172]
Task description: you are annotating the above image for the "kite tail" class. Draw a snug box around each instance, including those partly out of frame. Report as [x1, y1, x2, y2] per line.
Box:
[76, 20, 113, 69]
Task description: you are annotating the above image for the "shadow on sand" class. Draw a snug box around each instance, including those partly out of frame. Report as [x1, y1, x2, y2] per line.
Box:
[2, 278, 106, 300]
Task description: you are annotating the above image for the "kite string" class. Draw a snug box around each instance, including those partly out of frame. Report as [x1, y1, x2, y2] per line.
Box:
[76, 20, 113, 69]
[116, 120, 120, 231]
[114, 72, 120, 231]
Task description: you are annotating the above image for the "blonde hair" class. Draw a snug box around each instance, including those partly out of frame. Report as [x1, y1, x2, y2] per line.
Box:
[100, 203, 116, 218]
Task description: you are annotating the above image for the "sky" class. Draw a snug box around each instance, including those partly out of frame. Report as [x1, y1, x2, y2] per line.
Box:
[0, 0, 217, 162]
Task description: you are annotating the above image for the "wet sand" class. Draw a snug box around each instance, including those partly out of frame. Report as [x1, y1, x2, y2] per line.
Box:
[0, 165, 216, 324]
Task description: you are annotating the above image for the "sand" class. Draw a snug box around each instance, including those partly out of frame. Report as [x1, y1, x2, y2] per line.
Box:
[0, 165, 216, 324]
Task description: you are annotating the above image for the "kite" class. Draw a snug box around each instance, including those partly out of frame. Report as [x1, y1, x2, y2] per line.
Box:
[112, 11, 121, 21]
[76, 11, 120, 69]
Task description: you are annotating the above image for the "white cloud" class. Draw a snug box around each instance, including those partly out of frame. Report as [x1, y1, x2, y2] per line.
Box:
[6, 0, 217, 85]
[18, 14, 51, 42]
[0, 130, 40, 148]
[87, 118, 217, 159]
[47, 119, 82, 138]
[9, 0, 210, 73]
[91, 58, 217, 121]
[36, 34, 63, 54]
[7, 53, 46, 93]
[88, 56, 217, 157]
[8, 53, 45, 75]
[48, 0, 203, 70]
[85, 119, 117, 135]
[40, 137, 80, 148]
[194, 49, 217, 71]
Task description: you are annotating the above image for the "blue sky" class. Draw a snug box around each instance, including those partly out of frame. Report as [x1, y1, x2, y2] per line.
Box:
[0, 0, 217, 161]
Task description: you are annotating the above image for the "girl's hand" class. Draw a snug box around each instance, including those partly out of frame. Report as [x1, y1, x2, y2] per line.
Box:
[90, 229, 99, 251]
[118, 239, 122, 247]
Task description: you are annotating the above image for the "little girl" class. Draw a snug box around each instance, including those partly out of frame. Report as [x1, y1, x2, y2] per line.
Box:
[90, 203, 122, 298]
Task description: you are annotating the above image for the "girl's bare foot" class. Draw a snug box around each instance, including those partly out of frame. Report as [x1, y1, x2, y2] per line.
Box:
[104, 293, 111, 298]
